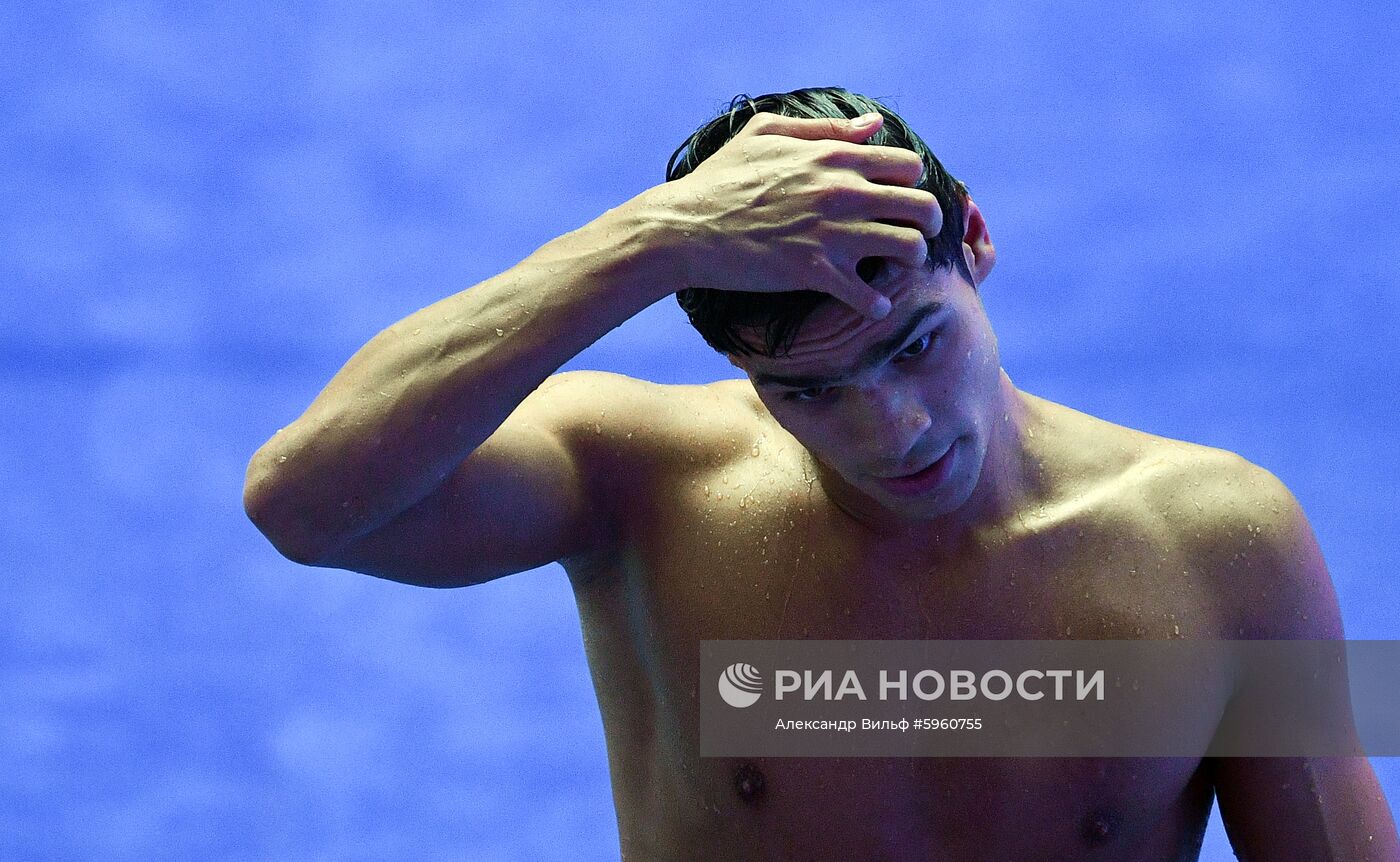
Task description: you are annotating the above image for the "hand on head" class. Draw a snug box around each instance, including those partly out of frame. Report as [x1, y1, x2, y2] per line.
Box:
[651, 111, 943, 321]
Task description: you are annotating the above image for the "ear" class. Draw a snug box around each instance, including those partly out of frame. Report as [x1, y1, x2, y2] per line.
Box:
[961, 197, 996, 288]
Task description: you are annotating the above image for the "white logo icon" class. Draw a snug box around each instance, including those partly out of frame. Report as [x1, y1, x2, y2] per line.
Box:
[718, 663, 764, 708]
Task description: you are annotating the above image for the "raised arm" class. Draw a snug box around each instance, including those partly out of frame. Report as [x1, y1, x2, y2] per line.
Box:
[241, 111, 940, 587]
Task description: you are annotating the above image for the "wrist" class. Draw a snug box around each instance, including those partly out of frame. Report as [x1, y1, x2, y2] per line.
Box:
[523, 191, 688, 313]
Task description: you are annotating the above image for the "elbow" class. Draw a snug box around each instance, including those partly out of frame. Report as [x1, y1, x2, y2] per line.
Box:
[242, 454, 336, 567]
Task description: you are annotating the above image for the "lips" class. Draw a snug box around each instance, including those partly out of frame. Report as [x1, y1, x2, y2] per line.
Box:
[875, 441, 956, 497]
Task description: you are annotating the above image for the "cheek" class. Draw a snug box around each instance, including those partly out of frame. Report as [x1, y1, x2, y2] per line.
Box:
[923, 336, 997, 413]
[953, 325, 999, 385]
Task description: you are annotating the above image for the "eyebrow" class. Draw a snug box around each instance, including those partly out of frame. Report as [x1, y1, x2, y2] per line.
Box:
[753, 302, 945, 389]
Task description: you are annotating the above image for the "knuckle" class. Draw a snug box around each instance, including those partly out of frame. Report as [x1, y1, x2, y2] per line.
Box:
[809, 219, 840, 242]
[744, 112, 775, 133]
[897, 153, 925, 182]
[795, 211, 824, 234]
[812, 141, 853, 167]
[811, 177, 859, 210]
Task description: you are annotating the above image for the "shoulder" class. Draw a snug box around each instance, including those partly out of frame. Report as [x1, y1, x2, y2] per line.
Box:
[540, 369, 763, 438]
[1030, 396, 1340, 639]
[535, 369, 768, 481]
[1030, 393, 1294, 534]
[1124, 439, 1340, 640]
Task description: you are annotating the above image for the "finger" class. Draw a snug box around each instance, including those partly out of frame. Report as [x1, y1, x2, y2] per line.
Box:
[741, 110, 886, 144]
[832, 186, 943, 238]
[828, 276, 894, 321]
[820, 142, 926, 187]
[803, 252, 892, 320]
[837, 222, 931, 273]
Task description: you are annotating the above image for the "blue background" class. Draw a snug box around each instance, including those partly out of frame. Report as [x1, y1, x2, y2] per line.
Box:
[3, 1, 1397, 859]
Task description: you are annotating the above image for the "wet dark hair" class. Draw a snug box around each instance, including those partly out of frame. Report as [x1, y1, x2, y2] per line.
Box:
[666, 86, 972, 358]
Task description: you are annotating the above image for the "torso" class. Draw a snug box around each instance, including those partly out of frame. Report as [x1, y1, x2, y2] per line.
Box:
[565, 380, 1246, 861]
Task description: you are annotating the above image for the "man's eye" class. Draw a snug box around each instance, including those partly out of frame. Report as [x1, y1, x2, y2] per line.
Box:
[896, 332, 935, 360]
[786, 386, 834, 403]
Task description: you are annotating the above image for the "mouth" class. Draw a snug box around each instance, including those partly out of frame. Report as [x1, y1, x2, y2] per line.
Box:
[874, 440, 957, 497]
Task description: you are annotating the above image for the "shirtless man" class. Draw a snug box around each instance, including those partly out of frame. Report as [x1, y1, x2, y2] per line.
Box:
[243, 87, 1399, 860]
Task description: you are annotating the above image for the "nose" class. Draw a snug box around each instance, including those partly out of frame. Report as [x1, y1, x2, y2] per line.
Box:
[846, 384, 932, 465]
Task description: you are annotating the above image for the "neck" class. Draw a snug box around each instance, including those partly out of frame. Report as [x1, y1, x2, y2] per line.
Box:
[810, 369, 1043, 553]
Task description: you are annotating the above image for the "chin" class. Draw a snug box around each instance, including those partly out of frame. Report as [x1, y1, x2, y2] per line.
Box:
[882, 442, 984, 519]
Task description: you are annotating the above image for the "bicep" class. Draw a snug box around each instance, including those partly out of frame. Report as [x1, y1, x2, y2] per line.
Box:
[318, 371, 628, 588]
[1213, 756, 1399, 860]
[1210, 461, 1400, 857]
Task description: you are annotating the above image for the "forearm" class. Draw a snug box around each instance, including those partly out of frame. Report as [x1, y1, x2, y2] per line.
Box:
[243, 200, 676, 562]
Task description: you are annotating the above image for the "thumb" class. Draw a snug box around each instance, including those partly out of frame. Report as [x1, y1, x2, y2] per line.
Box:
[743, 111, 885, 143]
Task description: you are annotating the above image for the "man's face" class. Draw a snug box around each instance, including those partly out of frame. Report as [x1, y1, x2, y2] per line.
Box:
[731, 261, 1004, 521]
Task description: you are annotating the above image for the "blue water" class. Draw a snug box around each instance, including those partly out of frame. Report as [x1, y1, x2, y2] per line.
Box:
[3, 2, 1397, 859]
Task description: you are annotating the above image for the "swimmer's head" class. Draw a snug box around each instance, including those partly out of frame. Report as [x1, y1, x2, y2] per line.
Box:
[666, 86, 974, 359]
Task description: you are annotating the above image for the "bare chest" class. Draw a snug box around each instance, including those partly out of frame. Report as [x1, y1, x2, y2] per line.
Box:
[615, 460, 1223, 645]
[575, 460, 1227, 860]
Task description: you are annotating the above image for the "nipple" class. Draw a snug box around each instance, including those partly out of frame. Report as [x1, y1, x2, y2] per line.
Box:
[1081, 807, 1119, 847]
[733, 761, 767, 804]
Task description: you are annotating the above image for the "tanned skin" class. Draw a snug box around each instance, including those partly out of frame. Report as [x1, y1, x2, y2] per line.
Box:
[244, 111, 1399, 860]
